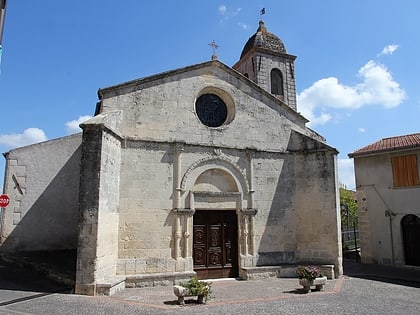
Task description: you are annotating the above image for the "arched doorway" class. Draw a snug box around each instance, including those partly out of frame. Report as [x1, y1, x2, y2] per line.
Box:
[401, 214, 420, 266]
[192, 168, 239, 279]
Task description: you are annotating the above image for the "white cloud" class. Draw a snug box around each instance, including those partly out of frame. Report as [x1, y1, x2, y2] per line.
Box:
[0, 128, 48, 148]
[65, 115, 92, 134]
[237, 22, 249, 30]
[358, 127, 366, 133]
[218, 5, 242, 23]
[380, 44, 399, 56]
[218, 4, 227, 15]
[298, 60, 407, 126]
[338, 158, 356, 190]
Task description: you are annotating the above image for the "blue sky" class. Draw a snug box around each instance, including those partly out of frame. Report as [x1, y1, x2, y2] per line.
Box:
[1, 1, 419, 190]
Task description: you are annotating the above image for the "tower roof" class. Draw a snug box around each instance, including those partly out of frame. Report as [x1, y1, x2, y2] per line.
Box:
[240, 20, 286, 58]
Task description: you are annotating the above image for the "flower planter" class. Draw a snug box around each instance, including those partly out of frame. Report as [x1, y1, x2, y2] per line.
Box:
[299, 276, 327, 293]
[173, 285, 208, 305]
[174, 277, 212, 305]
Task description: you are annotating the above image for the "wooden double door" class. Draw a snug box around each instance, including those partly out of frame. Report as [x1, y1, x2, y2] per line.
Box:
[193, 210, 238, 279]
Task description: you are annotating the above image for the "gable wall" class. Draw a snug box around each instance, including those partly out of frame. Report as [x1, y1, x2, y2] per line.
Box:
[0, 134, 81, 251]
[100, 66, 302, 152]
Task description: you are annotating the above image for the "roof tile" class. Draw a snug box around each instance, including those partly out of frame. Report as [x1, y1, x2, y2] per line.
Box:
[349, 133, 420, 157]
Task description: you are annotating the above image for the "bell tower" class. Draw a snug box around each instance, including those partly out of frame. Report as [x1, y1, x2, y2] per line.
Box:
[233, 21, 297, 111]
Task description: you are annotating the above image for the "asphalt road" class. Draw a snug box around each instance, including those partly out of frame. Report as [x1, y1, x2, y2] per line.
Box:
[0, 259, 419, 315]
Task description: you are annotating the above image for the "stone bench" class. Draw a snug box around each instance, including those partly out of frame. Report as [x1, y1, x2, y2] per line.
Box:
[319, 265, 335, 279]
[173, 285, 206, 305]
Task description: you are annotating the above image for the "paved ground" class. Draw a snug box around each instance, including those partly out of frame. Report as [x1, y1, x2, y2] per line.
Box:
[0, 256, 419, 315]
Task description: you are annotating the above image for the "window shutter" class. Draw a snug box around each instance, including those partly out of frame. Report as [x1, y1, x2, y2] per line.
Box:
[391, 155, 420, 187]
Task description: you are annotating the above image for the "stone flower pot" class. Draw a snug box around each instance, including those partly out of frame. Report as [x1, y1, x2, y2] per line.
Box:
[299, 276, 327, 293]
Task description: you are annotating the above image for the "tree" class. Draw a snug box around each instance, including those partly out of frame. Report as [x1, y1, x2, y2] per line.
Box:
[339, 185, 358, 230]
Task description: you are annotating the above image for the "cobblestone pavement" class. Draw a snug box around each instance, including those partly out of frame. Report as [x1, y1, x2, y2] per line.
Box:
[2, 275, 420, 314]
[1, 258, 419, 314]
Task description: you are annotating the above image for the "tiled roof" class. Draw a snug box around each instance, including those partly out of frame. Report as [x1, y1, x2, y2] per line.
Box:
[349, 133, 420, 157]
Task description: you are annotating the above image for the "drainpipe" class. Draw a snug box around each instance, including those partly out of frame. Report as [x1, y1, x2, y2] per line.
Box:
[385, 210, 396, 265]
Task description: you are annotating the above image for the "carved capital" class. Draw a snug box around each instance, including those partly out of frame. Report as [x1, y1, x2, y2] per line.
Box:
[173, 208, 195, 215]
[242, 208, 258, 216]
[174, 142, 185, 152]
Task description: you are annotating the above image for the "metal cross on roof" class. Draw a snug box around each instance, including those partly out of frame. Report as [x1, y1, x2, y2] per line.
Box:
[208, 40, 219, 60]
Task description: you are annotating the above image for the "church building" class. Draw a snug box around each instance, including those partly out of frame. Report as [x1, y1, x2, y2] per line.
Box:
[1, 21, 342, 295]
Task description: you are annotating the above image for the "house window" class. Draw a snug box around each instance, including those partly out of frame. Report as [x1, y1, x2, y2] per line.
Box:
[391, 154, 420, 187]
[270, 69, 283, 95]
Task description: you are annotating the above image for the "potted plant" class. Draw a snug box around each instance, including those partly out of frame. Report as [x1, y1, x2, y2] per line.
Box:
[296, 266, 327, 293]
[179, 276, 212, 304]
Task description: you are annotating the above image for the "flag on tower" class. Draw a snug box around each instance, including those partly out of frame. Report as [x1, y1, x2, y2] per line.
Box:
[260, 8, 265, 15]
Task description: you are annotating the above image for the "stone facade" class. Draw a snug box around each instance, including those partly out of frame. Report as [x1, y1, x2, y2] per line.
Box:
[1, 21, 342, 295]
[0, 134, 81, 251]
[349, 133, 420, 266]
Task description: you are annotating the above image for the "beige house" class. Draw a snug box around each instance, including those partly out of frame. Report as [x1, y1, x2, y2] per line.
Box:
[1, 21, 342, 295]
[349, 133, 420, 267]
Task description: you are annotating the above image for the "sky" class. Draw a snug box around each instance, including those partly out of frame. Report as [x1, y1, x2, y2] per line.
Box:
[0, 0, 419, 191]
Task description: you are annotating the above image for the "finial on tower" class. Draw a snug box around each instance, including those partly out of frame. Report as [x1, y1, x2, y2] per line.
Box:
[258, 20, 267, 33]
[208, 40, 219, 60]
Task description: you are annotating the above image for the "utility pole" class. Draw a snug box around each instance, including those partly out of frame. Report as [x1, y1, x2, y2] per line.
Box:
[0, 0, 7, 71]
[0, 0, 7, 45]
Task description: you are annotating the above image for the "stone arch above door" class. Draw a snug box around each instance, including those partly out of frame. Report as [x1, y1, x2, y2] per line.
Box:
[194, 168, 238, 193]
[181, 156, 249, 196]
[172, 155, 257, 269]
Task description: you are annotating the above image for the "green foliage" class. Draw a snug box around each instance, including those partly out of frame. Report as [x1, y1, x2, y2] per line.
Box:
[339, 185, 358, 229]
[296, 266, 322, 281]
[182, 277, 212, 301]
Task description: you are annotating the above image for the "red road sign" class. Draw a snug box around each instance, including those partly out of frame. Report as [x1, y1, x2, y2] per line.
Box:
[0, 194, 10, 208]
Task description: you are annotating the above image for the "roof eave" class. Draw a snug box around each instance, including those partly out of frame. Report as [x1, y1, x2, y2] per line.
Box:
[349, 144, 420, 158]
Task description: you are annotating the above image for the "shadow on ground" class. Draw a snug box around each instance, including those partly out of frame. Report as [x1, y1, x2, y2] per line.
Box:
[0, 250, 75, 293]
[343, 259, 420, 288]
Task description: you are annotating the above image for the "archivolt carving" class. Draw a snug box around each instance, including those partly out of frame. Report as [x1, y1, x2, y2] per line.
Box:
[180, 156, 249, 194]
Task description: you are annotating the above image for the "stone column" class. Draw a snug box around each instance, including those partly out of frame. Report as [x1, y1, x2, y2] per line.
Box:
[175, 207, 194, 259]
[246, 150, 255, 209]
[242, 214, 249, 256]
[172, 143, 184, 260]
[241, 208, 258, 256]
[245, 150, 257, 257]
[182, 192, 195, 259]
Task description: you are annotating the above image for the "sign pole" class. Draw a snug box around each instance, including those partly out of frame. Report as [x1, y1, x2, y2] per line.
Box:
[0, 0, 7, 45]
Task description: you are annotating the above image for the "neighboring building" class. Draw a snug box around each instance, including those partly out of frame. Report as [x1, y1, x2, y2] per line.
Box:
[1, 21, 342, 295]
[349, 133, 420, 267]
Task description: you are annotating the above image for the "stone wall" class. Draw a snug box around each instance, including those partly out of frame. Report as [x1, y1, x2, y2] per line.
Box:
[294, 149, 342, 275]
[117, 141, 175, 275]
[76, 118, 122, 295]
[0, 134, 81, 251]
